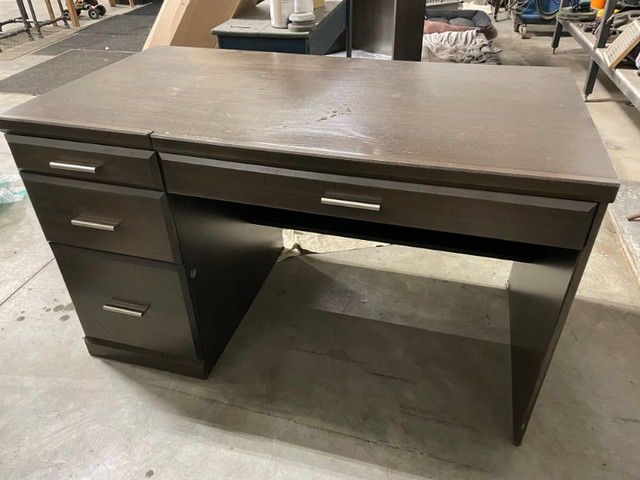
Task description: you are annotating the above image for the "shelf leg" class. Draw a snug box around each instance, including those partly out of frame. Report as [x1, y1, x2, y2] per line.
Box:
[551, 0, 570, 52]
[584, 60, 599, 99]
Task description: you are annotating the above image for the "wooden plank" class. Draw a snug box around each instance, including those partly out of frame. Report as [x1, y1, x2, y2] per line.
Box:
[65, 0, 80, 27]
[603, 19, 640, 68]
[43, 0, 58, 26]
[144, 0, 258, 49]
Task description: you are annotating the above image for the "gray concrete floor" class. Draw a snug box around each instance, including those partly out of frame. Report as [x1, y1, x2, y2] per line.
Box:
[1, 5, 640, 480]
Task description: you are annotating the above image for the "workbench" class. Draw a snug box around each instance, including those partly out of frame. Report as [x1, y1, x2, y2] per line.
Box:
[212, 0, 352, 56]
[551, 0, 640, 110]
[0, 47, 618, 446]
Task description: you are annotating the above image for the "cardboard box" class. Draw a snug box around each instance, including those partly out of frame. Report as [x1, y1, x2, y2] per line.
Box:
[144, 0, 257, 49]
[314, 0, 325, 8]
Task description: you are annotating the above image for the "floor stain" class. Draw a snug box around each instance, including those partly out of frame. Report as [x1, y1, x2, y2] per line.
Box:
[16, 316, 25, 322]
[616, 416, 640, 424]
[59, 315, 69, 322]
[365, 369, 417, 386]
[53, 305, 64, 312]
[145, 470, 154, 478]
[63, 302, 74, 311]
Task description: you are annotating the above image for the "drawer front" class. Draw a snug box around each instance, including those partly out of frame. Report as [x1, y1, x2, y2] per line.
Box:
[162, 154, 597, 250]
[7, 134, 163, 190]
[22, 173, 182, 263]
[52, 244, 201, 359]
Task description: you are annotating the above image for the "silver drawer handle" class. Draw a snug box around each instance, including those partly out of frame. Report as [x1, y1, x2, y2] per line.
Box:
[103, 302, 148, 318]
[321, 197, 381, 212]
[71, 217, 120, 231]
[49, 161, 98, 173]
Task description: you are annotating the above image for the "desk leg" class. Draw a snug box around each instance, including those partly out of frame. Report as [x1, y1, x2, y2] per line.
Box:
[346, 0, 352, 57]
[508, 204, 606, 445]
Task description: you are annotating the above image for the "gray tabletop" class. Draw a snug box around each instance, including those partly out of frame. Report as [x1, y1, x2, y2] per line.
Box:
[0, 46, 618, 202]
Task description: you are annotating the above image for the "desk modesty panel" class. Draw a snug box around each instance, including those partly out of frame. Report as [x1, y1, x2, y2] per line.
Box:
[0, 47, 619, 446]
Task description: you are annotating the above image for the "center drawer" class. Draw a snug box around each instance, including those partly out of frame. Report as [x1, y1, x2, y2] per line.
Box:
[161, 153, 597, 250]
[22, 173, 182, 263]
[51, 244, 202, 360]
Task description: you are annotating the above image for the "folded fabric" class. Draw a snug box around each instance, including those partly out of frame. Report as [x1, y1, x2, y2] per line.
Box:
[422, 30, 502, 64]
[557, 6, 598, 21]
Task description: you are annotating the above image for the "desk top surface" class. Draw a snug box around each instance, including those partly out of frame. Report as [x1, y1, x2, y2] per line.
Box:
[212, 0, 343, 39]
[0, 46, 618, 202]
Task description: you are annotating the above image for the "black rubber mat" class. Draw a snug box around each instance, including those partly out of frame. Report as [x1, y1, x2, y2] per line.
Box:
[126, 0, 163, 15]
[76, 13, 155, 35]
[35, 32, 148, 55]
[0, 49, 131, 94]
[34, 1, 160, 55]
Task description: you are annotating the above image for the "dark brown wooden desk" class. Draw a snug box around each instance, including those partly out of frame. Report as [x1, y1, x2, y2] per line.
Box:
[0, 47, 619, 445]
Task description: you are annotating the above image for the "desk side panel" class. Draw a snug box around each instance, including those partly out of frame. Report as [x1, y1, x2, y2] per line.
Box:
[508, 203, 608, 445]
[168, 195, 283, 370]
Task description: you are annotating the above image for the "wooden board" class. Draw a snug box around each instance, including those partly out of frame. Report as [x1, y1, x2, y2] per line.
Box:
[603, 19, 640, 69]
[143, 0, 258, 49]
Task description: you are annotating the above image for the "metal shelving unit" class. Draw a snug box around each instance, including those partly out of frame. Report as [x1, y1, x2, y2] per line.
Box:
[551, 0, 640, 111]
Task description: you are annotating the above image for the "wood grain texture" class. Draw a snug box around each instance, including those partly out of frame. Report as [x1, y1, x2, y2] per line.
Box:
[162, 153, 597, 250]
[0, 47, 619, 202]
[0, 118, 153, 149]
[7, 135, 164, 190]
[22, 173, 182, 263]
[53, 244, 203, 360]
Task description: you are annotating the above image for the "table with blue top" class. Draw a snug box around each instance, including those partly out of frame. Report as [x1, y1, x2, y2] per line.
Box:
[211, 0, 352, 56]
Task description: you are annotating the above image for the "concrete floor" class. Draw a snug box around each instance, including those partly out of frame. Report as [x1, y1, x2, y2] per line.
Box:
[1, 5, 640, 480]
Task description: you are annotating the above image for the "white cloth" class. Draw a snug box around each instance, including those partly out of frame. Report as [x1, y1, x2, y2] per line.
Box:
[422, 30, 502, 64]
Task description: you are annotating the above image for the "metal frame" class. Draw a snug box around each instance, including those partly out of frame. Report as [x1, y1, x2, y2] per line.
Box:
[551, 0, 640, 109]
[0, 0, 70, 53]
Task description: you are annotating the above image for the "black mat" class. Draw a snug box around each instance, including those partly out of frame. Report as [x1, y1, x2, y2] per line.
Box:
[126, 0, 163, 15]
[0, 49, 131, 94]
[35, 32, 148, 55]
[35, 2, 160, 55]
[76, 13, 155, 35]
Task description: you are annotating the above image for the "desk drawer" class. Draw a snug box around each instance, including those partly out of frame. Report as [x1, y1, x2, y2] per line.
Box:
[7, 135, 163, 190]
[162, 154, 597, 250]
[52, 244, 201, 360]
[22, 173, 182, 263]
